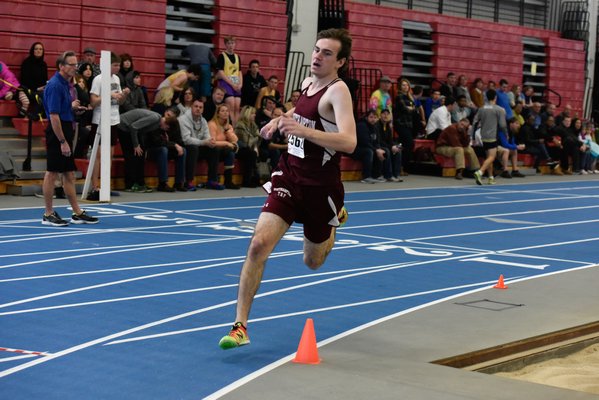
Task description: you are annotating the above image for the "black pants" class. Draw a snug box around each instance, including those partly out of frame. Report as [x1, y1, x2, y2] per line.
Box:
[185, 145, 219, 183]
[236, 147, 258, 185]
[117, 128, 146, 188]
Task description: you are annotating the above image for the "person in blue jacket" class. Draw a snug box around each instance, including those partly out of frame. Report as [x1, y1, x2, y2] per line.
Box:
[497, 117, 526, 178]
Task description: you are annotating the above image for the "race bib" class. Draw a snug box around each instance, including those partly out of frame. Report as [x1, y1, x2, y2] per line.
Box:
[229, 75, 240, 85]
[287, 134, 305, 158]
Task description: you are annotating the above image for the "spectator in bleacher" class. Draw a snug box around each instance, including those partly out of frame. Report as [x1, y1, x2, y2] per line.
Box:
[20, 42, 48, 94]
[145, 110, 187, 192]
[255, 75, 282, 110]
[120, 71, 147, 113]
[541, 101, 556, 123]
[41, 50, 98, 226]
[178, 99, 222, 190]
[116, 108, 167, 192]
[394, 77, 417, 173]
[571, 118, 589, 173]
[153, 64, 201, 115]
[497, 117, 526, 178]
[78, 63, 94, 90]
[496, 79, 513, 119]
[216, 36, 242, 124]
[579, 121, 599, 174]
[79, 47, 100, 78]
[521, 85, 535, 104]
[351, 109, 388, 183]
[241, 59, 266, 107]
[440, 72, 457, 98]
[529, 101, 543, 129]
[472, 89, 506, 185]
[512, 101, 525, 126]
[176, 87, 196, 115]
[73, 73, 92, 158]
[118, 54, 149, 107]
[86, 52, 130, 201]
[555, 116, 582, 174]
[411, 85, 426, 136]
[182, 43, 217, 102]
[261, 106, 287, 172]
[377, 108, 402, 181]
[255, 95, 277, 131]
[426, 96, 455, 141]
[435, 118, 479, 180]
[455, 75, 474, 108]
[507, 84, 522, 108]
[284, 89, 301, 112]
[451, 95, 471, 123]
[469, 78, 485, 108]
[424, 89, 443, 120]
[540, 115, 565, 175]
[204, 85, 226, 122]
[369, 75, 393, 118]
[208, 103, 240, 189]
[484, 80, 496, 102]
[0, 61, 30, 116]
[234, 105, 262, 187]
[117, 53, 133, 86]
[555, 103, 573, 126]
[518, 114, 557, 174]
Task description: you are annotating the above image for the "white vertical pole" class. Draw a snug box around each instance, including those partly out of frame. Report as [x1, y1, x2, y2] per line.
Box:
[99, 50, 111, 202]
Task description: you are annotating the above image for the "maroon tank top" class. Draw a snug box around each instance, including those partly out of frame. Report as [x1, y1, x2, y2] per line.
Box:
[279, 78, 342, 186]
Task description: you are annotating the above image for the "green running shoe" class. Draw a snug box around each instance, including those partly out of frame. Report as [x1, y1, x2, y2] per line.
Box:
[219, 322, 250, 350]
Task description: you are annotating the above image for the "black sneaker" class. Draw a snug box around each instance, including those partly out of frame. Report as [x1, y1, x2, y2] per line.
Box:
[71, 210, 99, 224]
[511, 170, 525, 178]
[42, 211, 68, 226]
[174, 183, 188, 192]
[86, 190, 100, 201]
[157, 182, 175, 192]
[500, 170, 512, 178]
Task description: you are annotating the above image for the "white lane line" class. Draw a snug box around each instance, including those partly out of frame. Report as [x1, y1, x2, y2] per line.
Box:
[0, 261, 422, 315]
[0, 252, 488, 378]
[0, 239, 407, 309]
[0, 235, 248, 270]
[106, 279, 500, 346]
[204, 263, 599, 400]
[411, 219, 599, 241]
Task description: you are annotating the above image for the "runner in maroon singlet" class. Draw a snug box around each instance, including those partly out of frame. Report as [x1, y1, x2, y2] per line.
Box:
[219, 28, 356, 349]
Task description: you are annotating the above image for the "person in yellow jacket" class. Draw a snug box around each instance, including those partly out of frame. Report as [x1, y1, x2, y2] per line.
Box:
[216, 36, 243, 124]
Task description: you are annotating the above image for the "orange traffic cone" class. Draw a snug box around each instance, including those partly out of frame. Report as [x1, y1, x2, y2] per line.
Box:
[293, 318, 320, 364]
[493, 274, 508, 289]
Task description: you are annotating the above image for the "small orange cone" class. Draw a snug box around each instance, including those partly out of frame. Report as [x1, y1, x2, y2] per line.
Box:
[493, 274, 508, 289]
[293, 318, 320, 364]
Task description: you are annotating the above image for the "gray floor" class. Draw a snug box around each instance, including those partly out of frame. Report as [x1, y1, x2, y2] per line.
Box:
[3, 172, 599, 399]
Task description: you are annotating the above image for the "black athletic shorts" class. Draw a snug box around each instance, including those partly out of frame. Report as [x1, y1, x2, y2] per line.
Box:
[46, 120, 77, 172]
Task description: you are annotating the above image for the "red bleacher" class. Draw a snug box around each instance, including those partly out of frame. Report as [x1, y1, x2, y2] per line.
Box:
[12, 117, 48, 137]
[0, 100, 18, 117]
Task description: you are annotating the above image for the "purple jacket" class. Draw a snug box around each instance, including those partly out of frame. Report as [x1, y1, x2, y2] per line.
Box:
[0, 61, 21, 99]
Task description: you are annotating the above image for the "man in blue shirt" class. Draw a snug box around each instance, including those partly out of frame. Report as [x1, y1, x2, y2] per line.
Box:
[496, 79, 514, 120]
[42, 51, 98, 226]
